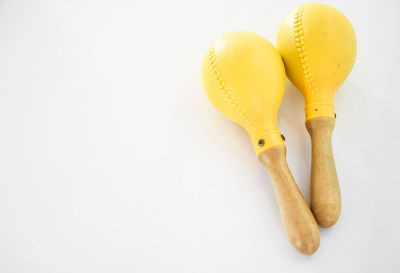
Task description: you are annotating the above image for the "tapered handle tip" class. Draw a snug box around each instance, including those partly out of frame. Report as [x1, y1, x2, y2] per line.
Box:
[291, 230, 320, 254]
[311, 199, 341, 228]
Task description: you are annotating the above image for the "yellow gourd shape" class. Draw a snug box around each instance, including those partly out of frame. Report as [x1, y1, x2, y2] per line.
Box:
[201, 31, 321, 254]
[277, 3, 357, 120]
[202, 31, 286, 155]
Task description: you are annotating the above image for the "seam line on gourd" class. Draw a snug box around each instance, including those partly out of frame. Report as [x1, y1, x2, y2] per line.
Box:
[207, 47, 255, 129]
[294, 7, 317, 93]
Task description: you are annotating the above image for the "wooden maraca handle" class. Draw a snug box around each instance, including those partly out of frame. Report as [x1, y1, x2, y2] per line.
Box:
[306, 117, 341, 227]
[258, 145, 320, 254]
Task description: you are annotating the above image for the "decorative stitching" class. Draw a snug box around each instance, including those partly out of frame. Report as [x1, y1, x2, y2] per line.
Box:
[294, 7, 317, 93]
[207, 47, 255, 129]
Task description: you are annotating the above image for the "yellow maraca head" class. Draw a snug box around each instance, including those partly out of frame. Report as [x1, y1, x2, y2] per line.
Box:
[277, 3, 357, 120]
[201, 31, 286, 155]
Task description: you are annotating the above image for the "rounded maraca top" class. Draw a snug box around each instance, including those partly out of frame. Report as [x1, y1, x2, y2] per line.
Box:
[201, 31, 286, 155]
[277, 3, 357, 121]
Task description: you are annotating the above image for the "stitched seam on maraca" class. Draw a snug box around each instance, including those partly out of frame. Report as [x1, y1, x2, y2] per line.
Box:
[207, 47, 255, 129]
[294, 7, 317, 93]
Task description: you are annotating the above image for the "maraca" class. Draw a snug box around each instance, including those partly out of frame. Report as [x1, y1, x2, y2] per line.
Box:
[201, 31, 319, 254]
[277, 3, 357, 227]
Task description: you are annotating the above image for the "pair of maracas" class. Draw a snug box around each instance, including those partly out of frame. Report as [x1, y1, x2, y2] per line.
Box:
[201, 3, 356, 254]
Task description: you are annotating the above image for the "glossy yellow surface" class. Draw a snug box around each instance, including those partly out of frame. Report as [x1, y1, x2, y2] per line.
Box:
[277, 3, 357, 121]
[201, 31, 286, 155]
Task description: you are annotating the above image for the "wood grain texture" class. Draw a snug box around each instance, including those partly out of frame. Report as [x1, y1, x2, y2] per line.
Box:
[258, 145, 320, 254]
[306, 117, 341, 227]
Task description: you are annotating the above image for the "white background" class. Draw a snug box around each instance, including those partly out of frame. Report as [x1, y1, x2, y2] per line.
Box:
[0, 0, 399, 272]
